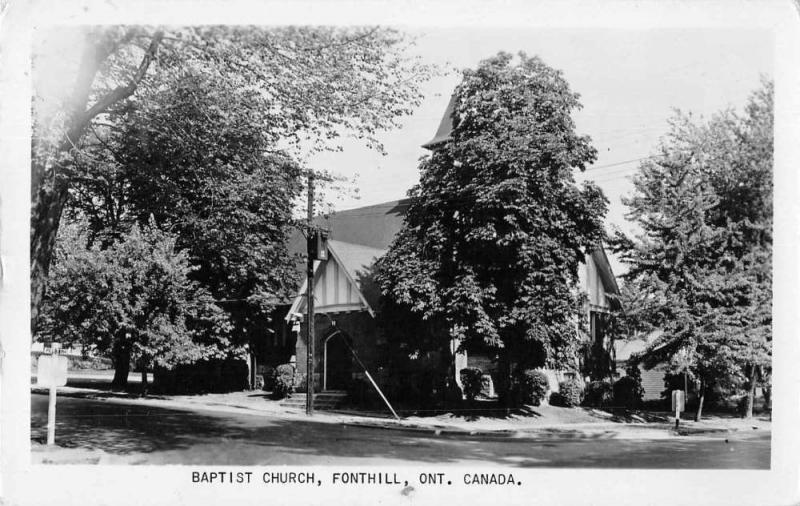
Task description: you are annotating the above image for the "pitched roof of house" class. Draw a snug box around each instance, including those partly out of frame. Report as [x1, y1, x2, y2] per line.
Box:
[284, 198, 409, 282]
[283, 200, 405, 309]
[590, 248, 620, 297]
[614, 331, 664, 362]
[327, 239, 386, 279]
[614, 339, 649, 362]
[314, 199, 411, 250]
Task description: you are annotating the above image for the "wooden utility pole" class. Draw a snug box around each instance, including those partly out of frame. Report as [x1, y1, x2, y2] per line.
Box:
[306, 171, 315, 416]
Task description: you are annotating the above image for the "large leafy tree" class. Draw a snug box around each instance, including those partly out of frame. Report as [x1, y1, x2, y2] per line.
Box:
[66, 68, 305, 355]
[40, 220, 232, 388]
[613, 80, 773, 420]
[31, 25, 435, 334]
[376, 53, 608, 404]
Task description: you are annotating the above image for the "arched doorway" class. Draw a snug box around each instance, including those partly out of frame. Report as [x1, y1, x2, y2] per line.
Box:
[324, 331, 352, 391]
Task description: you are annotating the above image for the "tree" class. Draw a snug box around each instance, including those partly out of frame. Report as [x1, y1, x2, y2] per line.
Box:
[31, 27, 164, 333]
[65, 67, 305, 346]
[31, 25, 435, 335]
[376, 53, 608, 406]
[612, 80, 773, 420]
[40, 220, 232, 388]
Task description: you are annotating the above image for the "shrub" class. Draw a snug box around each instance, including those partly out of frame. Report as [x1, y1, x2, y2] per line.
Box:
[550, 391, 572, 406]
[273, 364, 296, 399]
[261, 365, 276, 391]
[292, 370, 307, 393]
[613, 376, 644, 409]
[70, 355, 114, 370]
[555, 378, 583, 407]
[459, 367, 484, 402]
[517, 369, 550, 406]
[583, 380, 613, 407]
[254, 374, 265, 390]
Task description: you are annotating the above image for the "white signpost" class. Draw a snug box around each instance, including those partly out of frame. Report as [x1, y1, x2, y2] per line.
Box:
[671, 389, 685, 430]
[36, 354, 68, 445]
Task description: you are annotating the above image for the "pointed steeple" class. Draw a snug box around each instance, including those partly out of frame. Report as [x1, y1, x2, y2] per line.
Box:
[421, 94, 457, 150]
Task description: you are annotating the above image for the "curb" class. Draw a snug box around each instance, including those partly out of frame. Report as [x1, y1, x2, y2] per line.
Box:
[673, 427, 737, 436]
[339, 420, 670, 440]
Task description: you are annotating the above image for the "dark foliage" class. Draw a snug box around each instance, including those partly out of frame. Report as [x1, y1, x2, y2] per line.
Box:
[459, 367, 484, 402]
[31, 25, 435, 337]
[611, 81, 773, 420]
[273, 364, 296, 399]
[261, 365, 276, 391]
[613, 376, 644, 409]
[553, 378, 583, 407]
[515, 369, 550, 406]
[152, 358, 248, 394]
[377, 52, 608, 403]
[582, 380, 613, 408]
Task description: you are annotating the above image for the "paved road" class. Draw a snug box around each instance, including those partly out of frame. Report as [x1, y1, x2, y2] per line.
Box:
[31, 394, 770, 468]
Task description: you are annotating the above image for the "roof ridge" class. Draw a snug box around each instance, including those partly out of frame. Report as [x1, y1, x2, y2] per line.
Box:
[327, 238, 388, 254]
[320, 198, 413, 216]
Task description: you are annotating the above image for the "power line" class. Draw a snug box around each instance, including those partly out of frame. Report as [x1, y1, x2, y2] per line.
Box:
[321, 153, 689, 216]
[584, 155, 657, 172]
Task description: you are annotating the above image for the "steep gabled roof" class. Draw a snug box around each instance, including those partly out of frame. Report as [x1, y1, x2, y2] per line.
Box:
[327, 240, 386, 281]
[285, 240, 385, 320]
[314, 199, 411, 250]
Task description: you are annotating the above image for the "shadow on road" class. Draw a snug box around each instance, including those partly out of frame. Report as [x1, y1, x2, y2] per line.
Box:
[31, 394, 770, 468]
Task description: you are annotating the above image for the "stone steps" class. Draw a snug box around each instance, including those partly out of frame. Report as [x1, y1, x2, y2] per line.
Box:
[279, 390, 348, 410]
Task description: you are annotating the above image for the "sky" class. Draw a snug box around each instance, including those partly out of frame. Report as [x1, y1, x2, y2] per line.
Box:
[306, 27, 773, 274]
[29, 25, 774, 276]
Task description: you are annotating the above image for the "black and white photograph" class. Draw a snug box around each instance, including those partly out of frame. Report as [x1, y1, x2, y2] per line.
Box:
[1, 1, 799, 505]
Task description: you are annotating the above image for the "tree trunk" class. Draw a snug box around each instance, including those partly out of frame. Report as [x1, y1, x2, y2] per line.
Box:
[111, 346, 131, 389]
[30, 181, 70, 335]
[694, 378, 705, 422]
[744, 364, 758, 419]
[141, 366, 148, 396]
[498, 351, 513, 413]
[29, 30, 164, 336]
[441, 343, 460, 408]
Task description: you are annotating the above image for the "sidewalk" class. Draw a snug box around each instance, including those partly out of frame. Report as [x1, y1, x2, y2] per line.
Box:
[31, 384, 770, 441]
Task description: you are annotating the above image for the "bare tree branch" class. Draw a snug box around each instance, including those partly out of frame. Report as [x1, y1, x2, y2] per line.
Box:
[81, 31, 164, 124]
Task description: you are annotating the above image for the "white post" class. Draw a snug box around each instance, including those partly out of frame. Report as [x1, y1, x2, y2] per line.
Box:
[47, 385, 57, 445]
[363, 369, 400, 420]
